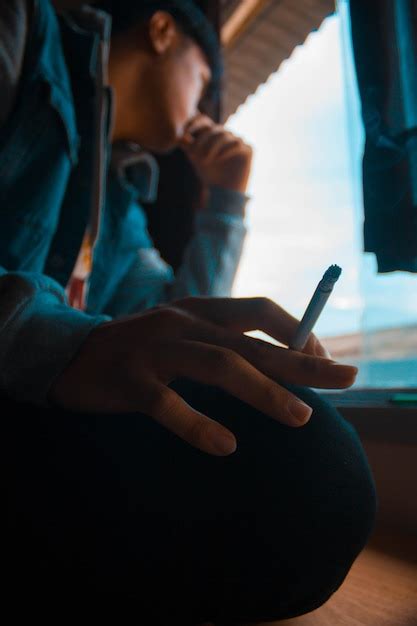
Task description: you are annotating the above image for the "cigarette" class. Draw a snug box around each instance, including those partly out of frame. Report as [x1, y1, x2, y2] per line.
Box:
[289, 264, 342, 352]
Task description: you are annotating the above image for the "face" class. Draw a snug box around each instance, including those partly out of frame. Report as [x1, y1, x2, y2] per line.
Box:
[109, 13, 212, 153]
[144, 39, 212, 152]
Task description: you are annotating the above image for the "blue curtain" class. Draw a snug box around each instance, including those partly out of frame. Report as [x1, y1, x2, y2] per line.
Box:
[349, 0, 417, 272]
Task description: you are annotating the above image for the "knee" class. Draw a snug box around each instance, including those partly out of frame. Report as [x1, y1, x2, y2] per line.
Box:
[287, 384, 378, 553]
[299, 386, 377, 598]
[272, 386, 377, 616]
[215, 385, 377, 622]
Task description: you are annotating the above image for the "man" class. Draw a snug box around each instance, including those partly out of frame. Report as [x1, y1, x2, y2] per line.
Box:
[63, 0, 253, 314]
[0, 1, 376, 624]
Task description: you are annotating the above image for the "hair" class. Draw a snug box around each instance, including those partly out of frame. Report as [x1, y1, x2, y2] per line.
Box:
[94, 0, 223, 97]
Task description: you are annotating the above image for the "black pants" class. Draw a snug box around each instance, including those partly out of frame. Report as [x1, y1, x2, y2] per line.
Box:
[1, 381, 377, 625]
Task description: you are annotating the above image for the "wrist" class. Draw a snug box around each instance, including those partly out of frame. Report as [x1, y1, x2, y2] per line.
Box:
[209, 180, 248, 193]
[204, 184, 250, 217]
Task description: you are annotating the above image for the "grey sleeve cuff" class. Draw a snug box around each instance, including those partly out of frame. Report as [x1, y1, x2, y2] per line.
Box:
[205, 184, 251, 217]
[0, 272, 111, 407]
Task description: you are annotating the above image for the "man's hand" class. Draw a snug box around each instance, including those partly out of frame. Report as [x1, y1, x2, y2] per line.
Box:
[49, 297, 356, 457]
[179, 114, 253, 193]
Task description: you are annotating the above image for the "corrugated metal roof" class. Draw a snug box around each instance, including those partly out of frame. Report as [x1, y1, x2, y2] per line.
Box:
[220, 0, 242, 21]
[222, 0, 335, 119]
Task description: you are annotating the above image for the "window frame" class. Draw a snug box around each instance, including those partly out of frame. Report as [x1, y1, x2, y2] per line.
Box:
[320, 388, 417, 444]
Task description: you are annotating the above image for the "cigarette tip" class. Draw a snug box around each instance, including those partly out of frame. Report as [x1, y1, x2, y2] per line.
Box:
[324, 264, 342, 281]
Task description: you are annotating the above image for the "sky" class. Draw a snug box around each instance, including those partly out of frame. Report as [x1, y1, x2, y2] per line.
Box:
[225, 9, 417, 341]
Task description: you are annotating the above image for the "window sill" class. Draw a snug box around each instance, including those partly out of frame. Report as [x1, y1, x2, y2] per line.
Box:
[319, 388, 417, 443]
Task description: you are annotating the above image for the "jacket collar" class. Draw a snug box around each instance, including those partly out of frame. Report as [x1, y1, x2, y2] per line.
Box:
[61, 6, 158, 204]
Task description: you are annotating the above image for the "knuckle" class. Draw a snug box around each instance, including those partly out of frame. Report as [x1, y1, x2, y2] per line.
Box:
[301, 355, 322, 376]
[173, 297, 201, 317]
[262, 381, 282, 406]
[210, 347, 240, 373]
[175, 296, 196, 308]
[254, 296, 273, 315]
[157, 307, 189, 328]
[185, 417, 209, 448]
[227, 135, 241, 146]
[228, 133, 241, 144]
[149, 390, 178, 420]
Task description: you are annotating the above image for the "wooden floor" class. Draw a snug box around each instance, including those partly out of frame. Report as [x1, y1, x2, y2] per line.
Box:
[250, 529, 417, 626]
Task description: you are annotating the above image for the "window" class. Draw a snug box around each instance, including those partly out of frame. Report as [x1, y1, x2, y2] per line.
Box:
[226, 3, 417, 389]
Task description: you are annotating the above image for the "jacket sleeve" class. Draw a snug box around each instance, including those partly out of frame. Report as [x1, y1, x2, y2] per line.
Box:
[0, 1, 111, 406]
[0, 268, 110, 406]
[102, 185, 248, 317]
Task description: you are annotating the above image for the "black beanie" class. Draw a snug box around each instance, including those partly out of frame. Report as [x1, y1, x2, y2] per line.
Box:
[95, 0, 223, 97]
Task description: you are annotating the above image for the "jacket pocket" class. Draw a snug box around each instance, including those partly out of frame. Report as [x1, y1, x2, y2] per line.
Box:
[0, 72, 79, 272]
[0, 72, 79, 187]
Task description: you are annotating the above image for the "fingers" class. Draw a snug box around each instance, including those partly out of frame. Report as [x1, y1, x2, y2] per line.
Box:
[169, 298, 355, 386]
[191, 128, 240, 162]
[238, 335, 357, 388]
[170, 308, 357, 389]
[211, 140, 251, 163]
[206, 133, 247, 161]
[303, 333, 332, 359]
[182, 125, 224, 157]
[176, 296, 307, 345]
[169, 340, 313, 427]
[181, 117, 248, 163]
[176, 297, 334, 363]
[183, 113, 213, 136]
[154, 301, 351, 385]
[142, 381, 237, 457]
[180, 115, 213, 144]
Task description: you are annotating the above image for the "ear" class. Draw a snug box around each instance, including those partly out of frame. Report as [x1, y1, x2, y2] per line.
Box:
[148, 10, 179, 55]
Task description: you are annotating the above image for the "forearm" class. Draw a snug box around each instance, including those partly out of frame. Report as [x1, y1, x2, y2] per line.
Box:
[171, 185, 248, 298]
[102, 186, 248, 316]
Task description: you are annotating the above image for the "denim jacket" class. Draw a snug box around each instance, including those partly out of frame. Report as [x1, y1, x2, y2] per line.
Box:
[0, 0, 248, 406]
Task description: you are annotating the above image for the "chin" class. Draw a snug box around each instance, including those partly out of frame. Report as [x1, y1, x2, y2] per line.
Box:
[152, 141, 178, 155]
[138, 121, 181, 154]
[152, 132, 181, 155]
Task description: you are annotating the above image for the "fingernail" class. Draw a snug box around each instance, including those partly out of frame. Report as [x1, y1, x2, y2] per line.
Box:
[288, 398, 313, 423]
[212, 432, 237, 455]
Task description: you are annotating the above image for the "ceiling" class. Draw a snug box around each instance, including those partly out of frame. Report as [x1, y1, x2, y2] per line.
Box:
[220, 0, 335, 119]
